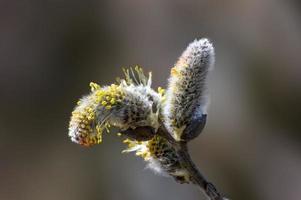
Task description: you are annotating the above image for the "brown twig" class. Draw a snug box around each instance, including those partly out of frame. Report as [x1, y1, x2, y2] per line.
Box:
[157, 125, 225, 200]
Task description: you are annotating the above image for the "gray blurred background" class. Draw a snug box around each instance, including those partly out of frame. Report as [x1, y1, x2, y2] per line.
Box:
[1, 0, 301, 200]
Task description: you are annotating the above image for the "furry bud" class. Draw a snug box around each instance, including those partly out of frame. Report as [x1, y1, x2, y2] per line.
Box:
[123, 135, 191, 184]
[163, 38, 215, 141]
[68, 67, 162, 146]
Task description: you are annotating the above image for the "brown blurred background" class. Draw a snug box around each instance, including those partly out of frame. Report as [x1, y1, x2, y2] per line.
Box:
[1, 1, 301, 200]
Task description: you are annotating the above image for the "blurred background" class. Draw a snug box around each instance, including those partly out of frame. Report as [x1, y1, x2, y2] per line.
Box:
[1, 0, 301, 200]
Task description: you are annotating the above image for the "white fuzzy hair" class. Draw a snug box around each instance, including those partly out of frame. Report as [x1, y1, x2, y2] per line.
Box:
[163, 38, 215, 141]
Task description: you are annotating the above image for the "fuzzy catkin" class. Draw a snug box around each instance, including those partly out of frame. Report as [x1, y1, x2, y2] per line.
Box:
[98, 84, 160, 130]
[123, 135, 190, 183]
[69, 68, 161, 146]
[163, 38, 215, 141]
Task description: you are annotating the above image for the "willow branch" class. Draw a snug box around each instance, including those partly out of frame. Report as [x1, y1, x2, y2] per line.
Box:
[123, 124, 226, 200]
[157, 125, 225, 200]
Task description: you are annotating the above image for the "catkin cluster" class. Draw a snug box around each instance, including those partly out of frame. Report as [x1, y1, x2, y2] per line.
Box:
[68, 38, 215, 183]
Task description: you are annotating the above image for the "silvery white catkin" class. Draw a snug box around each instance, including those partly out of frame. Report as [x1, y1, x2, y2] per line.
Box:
[163, 38, 215, 141]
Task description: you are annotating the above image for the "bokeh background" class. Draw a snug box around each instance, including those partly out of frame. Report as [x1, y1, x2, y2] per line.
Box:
[1, 1, 301, 200]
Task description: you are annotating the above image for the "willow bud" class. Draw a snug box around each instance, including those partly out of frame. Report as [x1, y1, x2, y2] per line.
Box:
[68, 67, 162, 146]
[163, 38, 215, 141]
[123, 135, 191, 184]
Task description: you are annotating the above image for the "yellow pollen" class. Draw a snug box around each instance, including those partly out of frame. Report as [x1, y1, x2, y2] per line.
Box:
[105, 105, 112, 110]
[171, 67, 179, 77]
[110, 98, 116, 105]
[90, 82, 100, 92]
[157, 87, 165, 96]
